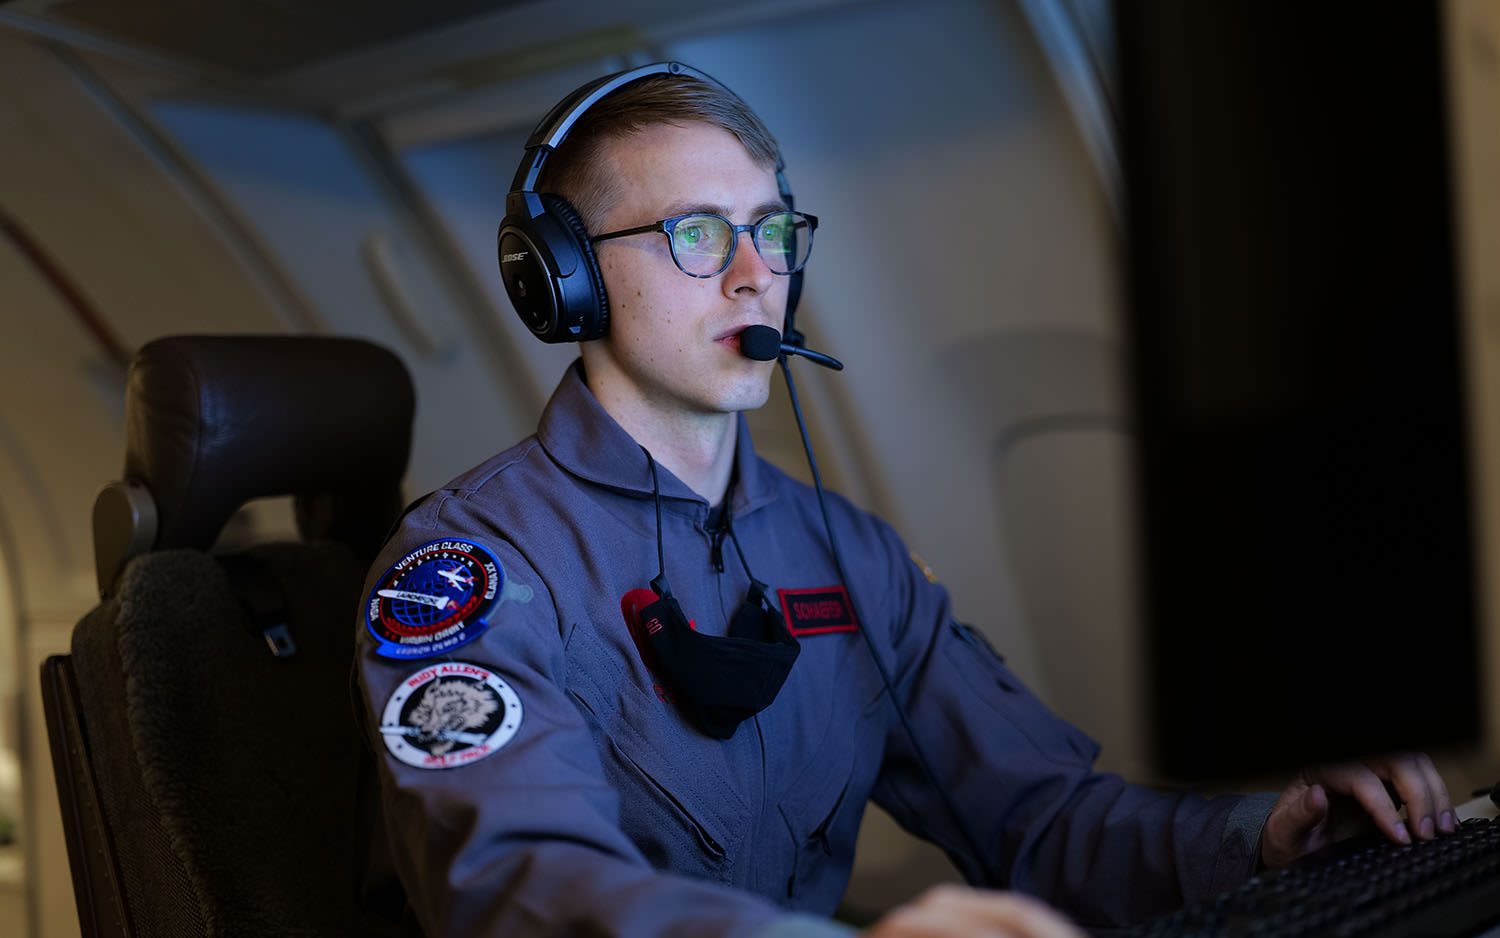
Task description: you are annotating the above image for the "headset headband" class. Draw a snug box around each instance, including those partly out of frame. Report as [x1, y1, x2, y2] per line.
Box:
[510, 63, 713, 194]
[507, 61, 789, 211]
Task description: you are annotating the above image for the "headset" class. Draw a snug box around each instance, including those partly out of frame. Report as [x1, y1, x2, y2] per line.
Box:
[496, 61, 803, 344]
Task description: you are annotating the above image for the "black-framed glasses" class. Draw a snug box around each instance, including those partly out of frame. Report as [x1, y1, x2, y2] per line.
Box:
[590, 211, 818, 279]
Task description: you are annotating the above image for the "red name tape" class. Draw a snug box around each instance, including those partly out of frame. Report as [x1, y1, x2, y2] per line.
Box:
[777, 586, 859, 636]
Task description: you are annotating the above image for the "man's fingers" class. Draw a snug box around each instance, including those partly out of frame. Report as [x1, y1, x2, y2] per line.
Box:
[1309, 763, 1410, 844]
[1269, 753, 1454, 868]
[1384, 757, 1435, 839]
[1295, 784, 1329, 829]
[1380, 752, 1454, 837]
[1415, 752, 1456, 832]
[985, 896, 1090, 938]
[866, 886, 1087, 938]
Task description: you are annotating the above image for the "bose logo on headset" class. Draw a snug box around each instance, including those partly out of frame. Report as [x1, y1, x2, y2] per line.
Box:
[496, 61, 801, 344]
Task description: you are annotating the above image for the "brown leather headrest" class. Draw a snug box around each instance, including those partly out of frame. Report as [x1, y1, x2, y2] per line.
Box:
[113, 334, 414, 563]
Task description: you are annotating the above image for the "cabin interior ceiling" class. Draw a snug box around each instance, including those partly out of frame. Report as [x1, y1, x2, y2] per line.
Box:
[5, 0, 532, 75]
[0, 0, 877, 114]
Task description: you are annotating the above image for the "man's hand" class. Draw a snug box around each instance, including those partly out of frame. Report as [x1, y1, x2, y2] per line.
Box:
[861, 885, 1085, 938]
[1260, 753, 1455, 870]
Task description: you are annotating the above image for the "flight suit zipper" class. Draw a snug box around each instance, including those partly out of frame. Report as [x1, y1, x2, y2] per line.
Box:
[709, 523, 728, 574]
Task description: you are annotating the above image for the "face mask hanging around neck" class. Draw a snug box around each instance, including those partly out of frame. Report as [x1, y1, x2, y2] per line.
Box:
[632, 447, 800, 740]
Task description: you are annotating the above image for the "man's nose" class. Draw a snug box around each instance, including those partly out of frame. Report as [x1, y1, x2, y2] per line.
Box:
[723, 230, 774, 295]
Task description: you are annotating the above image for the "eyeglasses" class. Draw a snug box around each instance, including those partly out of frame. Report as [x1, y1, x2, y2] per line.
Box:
[590, 211, 818, 279]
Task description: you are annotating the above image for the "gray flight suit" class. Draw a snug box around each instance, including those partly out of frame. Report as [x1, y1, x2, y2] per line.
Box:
[355, 362, 1273, 938]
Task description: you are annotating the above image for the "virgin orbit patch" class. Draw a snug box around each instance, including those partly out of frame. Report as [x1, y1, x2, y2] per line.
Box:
[366, 538, 530, 659]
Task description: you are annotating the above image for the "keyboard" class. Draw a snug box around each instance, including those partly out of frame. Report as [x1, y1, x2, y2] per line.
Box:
[1123, 816, 1500, 938]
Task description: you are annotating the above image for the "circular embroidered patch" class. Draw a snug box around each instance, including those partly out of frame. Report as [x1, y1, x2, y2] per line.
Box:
[366, 538, 503, 659]
[380, 661, 522, 769]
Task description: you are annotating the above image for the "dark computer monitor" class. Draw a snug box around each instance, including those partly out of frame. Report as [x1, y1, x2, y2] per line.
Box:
[1114, 1, 1484, 781]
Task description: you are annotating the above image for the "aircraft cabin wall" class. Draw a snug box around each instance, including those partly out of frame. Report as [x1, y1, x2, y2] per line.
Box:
[8, 0, 1494, 935]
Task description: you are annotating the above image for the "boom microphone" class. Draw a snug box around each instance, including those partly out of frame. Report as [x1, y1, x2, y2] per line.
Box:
[739, 324, 844, 371]
[739, 325, 781, 361]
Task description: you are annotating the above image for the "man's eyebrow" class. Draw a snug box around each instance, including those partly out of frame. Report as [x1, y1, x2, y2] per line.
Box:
[657, 199, 791, 220]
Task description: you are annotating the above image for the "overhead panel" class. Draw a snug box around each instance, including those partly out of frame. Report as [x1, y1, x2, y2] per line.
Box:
[20, 0, 526, 76]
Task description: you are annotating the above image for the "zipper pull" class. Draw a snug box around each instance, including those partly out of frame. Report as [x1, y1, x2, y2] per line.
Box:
[709, 524, 727, 574]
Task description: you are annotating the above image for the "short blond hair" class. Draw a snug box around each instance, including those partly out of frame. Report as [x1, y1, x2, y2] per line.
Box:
[537, 73, 783, 232]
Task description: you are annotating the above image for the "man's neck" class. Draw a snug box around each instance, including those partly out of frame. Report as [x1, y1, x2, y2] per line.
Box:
[632, 412, 738, 506]
[585, 376, 739, 506]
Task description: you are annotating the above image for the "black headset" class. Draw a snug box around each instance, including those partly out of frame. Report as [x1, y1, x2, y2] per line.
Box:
[496, 61, 802, 344]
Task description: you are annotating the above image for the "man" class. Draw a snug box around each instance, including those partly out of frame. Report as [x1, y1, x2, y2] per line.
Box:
[355, 65, 1453, 938]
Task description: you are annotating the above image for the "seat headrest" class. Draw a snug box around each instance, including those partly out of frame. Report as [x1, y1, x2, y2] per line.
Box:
[93, 335, 415, 596]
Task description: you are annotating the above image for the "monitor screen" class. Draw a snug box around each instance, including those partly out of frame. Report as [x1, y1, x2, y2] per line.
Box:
[1114, 0, 1483, 781]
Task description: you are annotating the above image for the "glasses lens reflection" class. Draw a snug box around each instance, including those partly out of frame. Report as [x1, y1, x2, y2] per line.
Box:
[670, 216, 734, 275]
[665, 213, 814, 277]
[755, 213, 810, 274]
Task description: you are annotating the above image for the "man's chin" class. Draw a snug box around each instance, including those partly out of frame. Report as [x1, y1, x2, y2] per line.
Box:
[718, 376, 773, 414]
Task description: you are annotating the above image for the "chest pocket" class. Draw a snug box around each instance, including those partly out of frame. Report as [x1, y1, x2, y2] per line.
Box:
[776, 691, 884, 909]
[564, 618, 747, 885]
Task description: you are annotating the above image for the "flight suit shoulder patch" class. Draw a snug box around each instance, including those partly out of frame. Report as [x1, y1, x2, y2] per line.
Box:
[909, 549, 939, 584]
[380, 661, 523, 769]
[365, 537, 532, 659]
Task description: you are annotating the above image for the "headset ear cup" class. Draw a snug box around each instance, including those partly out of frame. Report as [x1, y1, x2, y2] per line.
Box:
[540, 193, 609, 341]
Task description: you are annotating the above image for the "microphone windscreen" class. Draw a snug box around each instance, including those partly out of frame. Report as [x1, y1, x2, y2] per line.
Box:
[740, 325, 782, 362]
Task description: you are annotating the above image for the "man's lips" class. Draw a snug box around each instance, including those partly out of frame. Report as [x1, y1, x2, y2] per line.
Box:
[715, 327, 748, 352]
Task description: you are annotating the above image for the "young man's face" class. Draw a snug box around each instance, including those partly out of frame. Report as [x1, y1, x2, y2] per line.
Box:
[585, 121, 788, 419]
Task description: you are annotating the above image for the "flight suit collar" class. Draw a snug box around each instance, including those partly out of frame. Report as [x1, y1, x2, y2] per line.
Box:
[536, 361, 779, 518]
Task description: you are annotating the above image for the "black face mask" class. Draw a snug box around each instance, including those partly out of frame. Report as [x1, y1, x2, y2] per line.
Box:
[634, 448, 800, 740]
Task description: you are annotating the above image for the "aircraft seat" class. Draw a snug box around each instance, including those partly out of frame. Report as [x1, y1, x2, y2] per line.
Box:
[40, 334, 414, 938]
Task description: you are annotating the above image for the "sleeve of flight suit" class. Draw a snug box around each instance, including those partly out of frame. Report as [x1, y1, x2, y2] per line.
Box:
[839, 507, 1276, 930]
[355, 490, 858, 938]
